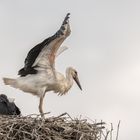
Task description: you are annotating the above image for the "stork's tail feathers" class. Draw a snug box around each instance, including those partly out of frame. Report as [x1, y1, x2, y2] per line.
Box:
[3, 78, 17, 87]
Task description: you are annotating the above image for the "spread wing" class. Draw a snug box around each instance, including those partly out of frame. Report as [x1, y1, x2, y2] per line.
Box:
[33, 13, 70, 69]
[18, 13, 70, 76]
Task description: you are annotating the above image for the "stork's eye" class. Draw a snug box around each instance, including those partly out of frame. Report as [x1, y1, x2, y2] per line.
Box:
[75, 71, 77, 75]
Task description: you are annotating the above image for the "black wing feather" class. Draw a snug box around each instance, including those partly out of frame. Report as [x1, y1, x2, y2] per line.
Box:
[18, 35, 57, 76]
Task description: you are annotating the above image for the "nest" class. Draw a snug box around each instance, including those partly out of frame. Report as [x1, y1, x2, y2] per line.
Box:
[0, 113, 106, 140]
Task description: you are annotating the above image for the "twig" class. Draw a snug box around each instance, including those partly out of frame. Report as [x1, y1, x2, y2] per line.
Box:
[110, 123, 113, 140]
[116, 120, 121, 140]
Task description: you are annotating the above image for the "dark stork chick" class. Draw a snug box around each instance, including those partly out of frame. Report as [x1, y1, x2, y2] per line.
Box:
[0, 94, 21, 115]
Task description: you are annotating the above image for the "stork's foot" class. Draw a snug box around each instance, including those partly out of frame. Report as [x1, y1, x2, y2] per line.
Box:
[39, 108, 44, 117]
[40, 113, 45, 119]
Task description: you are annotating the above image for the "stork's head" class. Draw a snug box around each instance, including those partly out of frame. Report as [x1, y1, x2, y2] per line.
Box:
[69, 67, 82, 90]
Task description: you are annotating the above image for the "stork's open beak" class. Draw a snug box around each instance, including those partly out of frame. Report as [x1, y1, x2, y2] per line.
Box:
[73, 75, 82, 90]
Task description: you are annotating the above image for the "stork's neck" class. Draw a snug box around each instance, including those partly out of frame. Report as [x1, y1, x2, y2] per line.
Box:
[65, 68, 73, 90]
[54, 68, 74, 95]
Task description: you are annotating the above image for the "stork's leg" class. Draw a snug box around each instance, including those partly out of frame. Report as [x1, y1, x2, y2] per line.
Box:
[39, 95, 44, 117]
[38, 88, 46, 117]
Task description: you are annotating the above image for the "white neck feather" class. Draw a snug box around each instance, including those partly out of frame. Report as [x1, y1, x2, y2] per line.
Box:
[56, 67, 74, 95]
[65, 68, 74, 91]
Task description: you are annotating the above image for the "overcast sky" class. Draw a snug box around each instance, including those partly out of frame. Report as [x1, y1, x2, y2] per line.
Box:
[0, 0, 140, 139]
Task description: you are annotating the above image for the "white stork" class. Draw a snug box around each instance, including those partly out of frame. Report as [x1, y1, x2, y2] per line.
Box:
[3, 13, 82, 116]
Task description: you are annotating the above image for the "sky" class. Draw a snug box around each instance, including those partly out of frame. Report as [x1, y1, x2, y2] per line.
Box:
[0, 0, 140, 139]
